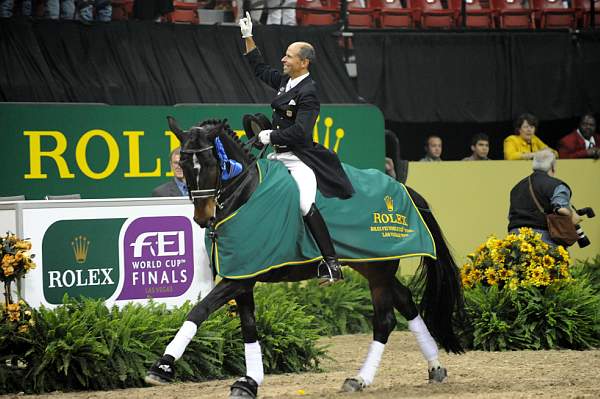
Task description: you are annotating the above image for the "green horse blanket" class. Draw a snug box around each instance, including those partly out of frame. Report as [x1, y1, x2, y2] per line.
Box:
[207, 160, 436, 279]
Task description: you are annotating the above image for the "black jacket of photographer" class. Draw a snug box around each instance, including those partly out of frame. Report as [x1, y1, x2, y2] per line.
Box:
[508, 170, 571, 231]
[245, 48, 354, 199]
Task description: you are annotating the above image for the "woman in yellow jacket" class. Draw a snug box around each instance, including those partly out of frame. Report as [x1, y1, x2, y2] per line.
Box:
[504, 113, 558, 160]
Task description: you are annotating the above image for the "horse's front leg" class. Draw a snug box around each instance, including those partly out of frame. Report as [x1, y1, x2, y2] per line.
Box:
[145, 278, 253, 385]
[229, 290, 262, 399]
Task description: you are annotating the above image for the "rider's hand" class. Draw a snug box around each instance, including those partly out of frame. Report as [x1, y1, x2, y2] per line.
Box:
[239, 11, 253, 39]
[258, 130, 272, 145]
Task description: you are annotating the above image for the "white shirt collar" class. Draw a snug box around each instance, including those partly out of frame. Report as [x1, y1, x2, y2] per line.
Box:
[577, 128, 596, 147]
[286, 72, 310, 92]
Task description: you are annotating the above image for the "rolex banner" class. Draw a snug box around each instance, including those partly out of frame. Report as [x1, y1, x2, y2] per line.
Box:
[0, 103, 384, 200]
[208, 160, 436, 279]
[10, 200, 213, 308]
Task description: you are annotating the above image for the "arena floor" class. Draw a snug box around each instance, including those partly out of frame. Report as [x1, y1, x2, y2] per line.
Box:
[4, 331, 600, 399]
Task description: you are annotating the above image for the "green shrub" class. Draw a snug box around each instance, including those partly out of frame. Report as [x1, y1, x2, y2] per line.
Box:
[0, 293, 325, 394]
[571, 254, 600, 294]
[464, 278, 600, 351]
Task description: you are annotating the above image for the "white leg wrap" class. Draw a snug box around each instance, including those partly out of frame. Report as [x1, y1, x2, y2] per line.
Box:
[358, 341, 385, 386]
[165, 321, 197, 361]
[245, 341, 264, 385]
[408, 315, 439, 366]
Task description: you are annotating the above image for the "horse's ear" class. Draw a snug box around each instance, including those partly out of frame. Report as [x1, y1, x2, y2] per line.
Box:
[167, 116, 189, 145]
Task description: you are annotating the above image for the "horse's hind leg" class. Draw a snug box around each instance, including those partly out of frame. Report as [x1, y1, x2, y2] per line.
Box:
[145, 279, 254, 386]
[342, 264, 397, 392]
[392, 277, 447, 383]
[229, 290, 262, 399]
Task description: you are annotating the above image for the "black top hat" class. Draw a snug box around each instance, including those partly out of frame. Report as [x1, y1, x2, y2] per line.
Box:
[242, 113, 272, 141]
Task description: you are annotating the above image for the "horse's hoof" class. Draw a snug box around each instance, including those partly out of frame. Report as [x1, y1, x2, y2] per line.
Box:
[145, 355, 175, 386]
[341, 376, 366, 392]
[230, 376, 258, 398]
[428, 366, 448, 383]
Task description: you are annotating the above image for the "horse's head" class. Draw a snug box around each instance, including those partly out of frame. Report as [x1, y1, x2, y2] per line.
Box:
[168, 116, 226, 228]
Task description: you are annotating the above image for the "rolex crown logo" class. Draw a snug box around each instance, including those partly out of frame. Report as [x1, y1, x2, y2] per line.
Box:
[71, 235, 90, 264]
[384, 195, 394, 212]
[313, 115, 345, 153]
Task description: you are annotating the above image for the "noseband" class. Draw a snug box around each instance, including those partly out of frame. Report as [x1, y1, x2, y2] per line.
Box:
[180, 145, 221, 204]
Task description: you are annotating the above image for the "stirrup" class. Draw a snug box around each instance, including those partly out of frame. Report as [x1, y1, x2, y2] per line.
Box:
[317, 258, 343, 286]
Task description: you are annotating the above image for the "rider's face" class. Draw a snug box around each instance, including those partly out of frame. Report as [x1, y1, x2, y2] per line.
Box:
[282, 43, 307, 79]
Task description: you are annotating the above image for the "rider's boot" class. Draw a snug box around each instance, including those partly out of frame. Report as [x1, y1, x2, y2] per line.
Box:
[303, 203, 343, 286]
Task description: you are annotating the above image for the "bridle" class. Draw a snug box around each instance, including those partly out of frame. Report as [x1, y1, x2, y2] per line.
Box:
[180, 145, 219, 203]
[181, 129, 267, 211]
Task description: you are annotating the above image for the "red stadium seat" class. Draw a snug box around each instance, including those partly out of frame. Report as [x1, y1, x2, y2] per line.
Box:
[297, 0, 339, 25]
[345, 0, 377, 28]
[491, 0, 535, 28]
[531, 0, 577, 28]
[449, 0, 495, 28]
[411, 0, 458, 28]
[377, 0, 417, 28]
[166, 1, 201, 24]
[111, 0, 134, 21]
[573, 0, 600, 28]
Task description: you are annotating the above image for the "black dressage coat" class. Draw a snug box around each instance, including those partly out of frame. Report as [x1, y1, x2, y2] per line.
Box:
[245, 48, 354, 199]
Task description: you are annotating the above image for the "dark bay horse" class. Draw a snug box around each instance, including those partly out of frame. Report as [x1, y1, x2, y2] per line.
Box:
[145, 117, 465, 398]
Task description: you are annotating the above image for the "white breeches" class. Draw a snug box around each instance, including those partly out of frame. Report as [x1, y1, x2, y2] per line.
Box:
[268, 151, 316, 216]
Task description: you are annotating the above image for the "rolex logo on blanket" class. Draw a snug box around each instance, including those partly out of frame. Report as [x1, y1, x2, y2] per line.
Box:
[206, 160, 436, 279]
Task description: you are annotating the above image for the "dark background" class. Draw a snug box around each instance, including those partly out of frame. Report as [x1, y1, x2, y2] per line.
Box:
[1, 20, 598, 160]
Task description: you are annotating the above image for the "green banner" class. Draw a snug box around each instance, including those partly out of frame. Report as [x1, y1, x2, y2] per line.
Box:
[0, 104, 384, 199]
[42, 218, 125, 304]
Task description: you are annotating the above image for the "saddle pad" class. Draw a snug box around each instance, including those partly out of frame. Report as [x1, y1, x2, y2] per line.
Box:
[207, 160, 436, 279]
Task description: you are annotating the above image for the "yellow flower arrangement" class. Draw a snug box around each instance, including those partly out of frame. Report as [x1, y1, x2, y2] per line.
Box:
[461, 227, 572, 290]
[1, 233, 36, 283]
[1, 299, 34, 334]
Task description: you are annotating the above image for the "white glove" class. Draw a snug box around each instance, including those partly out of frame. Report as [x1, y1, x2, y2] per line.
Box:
[239, 11, 253, 39]
[258, 130, 272, 145]
[267, 152, 278, 161]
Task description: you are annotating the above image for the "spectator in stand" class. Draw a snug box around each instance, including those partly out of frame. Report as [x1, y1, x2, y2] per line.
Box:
[263, 0, 296, 25]
[78, 0, 112, 22]
[504, 113, 558, 160]
[558, 113, 600, 159]
[152, 147, 187, 197]
[462, 133, 491, 161]
[420, 135, 443, 162]
[46, 0, 75, 19]
[385, 157, 396, 179]
[0, 0, 33, 17]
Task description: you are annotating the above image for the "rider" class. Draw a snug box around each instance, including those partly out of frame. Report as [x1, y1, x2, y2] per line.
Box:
[239, 12, 354, 285]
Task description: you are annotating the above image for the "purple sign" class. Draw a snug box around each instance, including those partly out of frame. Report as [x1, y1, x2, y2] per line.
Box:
[118, 216, 194, 300]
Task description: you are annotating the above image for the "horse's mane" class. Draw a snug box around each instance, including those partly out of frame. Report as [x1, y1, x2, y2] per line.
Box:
[194, 119, 256, 164]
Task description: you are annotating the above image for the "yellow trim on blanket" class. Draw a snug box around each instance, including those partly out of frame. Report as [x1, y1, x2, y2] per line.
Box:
[214, 162, 263, 230]
[215, 251, 437, 279]
[400, 183, 437, 258]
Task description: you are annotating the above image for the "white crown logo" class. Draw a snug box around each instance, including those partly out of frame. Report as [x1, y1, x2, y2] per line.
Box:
[71, 235, 90, 264]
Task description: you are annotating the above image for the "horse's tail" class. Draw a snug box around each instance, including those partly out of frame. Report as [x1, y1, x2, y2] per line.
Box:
[407, 186, 465, 354]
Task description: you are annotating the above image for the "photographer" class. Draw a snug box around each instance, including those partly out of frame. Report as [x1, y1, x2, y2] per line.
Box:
[508, 149, 581, 246]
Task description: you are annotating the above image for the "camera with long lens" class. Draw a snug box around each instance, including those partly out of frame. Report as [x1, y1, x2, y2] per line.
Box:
[573, 207, 595, 248]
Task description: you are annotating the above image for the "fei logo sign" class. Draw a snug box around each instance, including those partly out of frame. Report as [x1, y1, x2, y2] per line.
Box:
[118, 216, 193, 300]
[41, 216, 194, 304]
